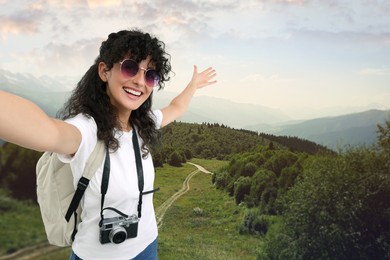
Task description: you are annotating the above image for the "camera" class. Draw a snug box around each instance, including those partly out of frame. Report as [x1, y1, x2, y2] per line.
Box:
[99, 214, 139, 244]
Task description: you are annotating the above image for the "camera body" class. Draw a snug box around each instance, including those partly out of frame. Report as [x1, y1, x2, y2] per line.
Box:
[99, 214, 139, 244]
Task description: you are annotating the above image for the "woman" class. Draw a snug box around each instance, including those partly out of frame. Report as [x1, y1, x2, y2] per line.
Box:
[0, 29, 216, 259]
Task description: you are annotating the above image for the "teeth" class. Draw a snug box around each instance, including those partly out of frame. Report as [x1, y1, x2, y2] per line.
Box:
[124, 88, 141, 96]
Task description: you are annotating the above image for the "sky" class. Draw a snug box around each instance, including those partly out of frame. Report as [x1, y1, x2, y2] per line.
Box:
[0, 0, 389, 119]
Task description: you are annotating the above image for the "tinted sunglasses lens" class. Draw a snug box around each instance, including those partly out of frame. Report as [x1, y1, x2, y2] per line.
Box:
[121, 60, 138, 78]
[145, 70, 160, 87]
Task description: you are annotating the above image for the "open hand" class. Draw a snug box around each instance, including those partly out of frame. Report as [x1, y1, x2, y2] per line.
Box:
[191, 65, 217, 89]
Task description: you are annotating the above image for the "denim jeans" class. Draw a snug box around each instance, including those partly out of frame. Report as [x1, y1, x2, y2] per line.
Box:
[69, 238, 158, 260]
[132, 238, 158, 260]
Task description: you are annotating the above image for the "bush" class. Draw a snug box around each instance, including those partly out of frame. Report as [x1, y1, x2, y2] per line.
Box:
[233, 176, 251, 204]
[263, 150, 298, 177]
[0, 143, 42, 201]
[241, 162, 257, 177]
[377, 120, 390, 152]
[278, 163, 302, 193]
[152, 150, 164, 167]
[239, 208, 269, 236]
[263, 149, 390, 259]
[168, 151, 182, 167]
[246, 169, 277, 210]
[212, 168, 231, 190]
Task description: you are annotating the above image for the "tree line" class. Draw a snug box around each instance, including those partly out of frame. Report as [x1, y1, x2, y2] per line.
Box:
[0, 143, 41, 201]
[213, 121, 390, 259]
[0, 121, 331, 201]
[152, 122, 331, 167]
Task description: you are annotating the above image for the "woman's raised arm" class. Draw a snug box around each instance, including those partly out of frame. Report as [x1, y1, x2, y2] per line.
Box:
[160, 65, 217, 127]
[0, 91, 81, 154]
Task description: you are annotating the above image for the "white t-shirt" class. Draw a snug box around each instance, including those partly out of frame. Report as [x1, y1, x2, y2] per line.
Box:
[58, 110, 162, 260]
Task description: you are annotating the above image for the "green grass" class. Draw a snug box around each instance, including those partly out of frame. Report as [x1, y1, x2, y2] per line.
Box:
[153, 163, 195, 208]
[0, 159, 262, 259]
[189, 158, 229, 172]
[158, 160, 261, 259]
[0, 195, 47, 255]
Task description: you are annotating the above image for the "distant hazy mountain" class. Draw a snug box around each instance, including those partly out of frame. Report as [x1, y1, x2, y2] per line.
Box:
[1, 69, 389, 150]
[252, 109, 390, 150]
[0, 69, 291, 125]
[153, 91, 291, 127]
[0, 69, 71, 117]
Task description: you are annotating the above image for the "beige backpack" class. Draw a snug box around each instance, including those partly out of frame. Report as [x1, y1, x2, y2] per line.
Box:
[36, 141, 106, 246]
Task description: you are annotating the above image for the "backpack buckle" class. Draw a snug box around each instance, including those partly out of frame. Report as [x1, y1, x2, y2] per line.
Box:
[77, 177, 90, 191]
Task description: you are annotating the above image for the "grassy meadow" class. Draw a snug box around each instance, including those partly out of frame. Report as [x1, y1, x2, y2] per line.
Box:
[158, 159, 261, 259]
[0, 159, 262, 259]
[0, 196, 47, 255]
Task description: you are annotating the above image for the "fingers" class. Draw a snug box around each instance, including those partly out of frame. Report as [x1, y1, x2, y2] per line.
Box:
[199, 66, 217, 79]
[205, 68, 217, 81]
[202, 67, 217, 86]
[191, 65, 217, 89]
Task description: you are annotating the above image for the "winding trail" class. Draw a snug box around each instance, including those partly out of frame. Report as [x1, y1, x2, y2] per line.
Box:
[0, 162, 212, 259]
[0, 243, 60, 260]
[155, 162, 212, 228]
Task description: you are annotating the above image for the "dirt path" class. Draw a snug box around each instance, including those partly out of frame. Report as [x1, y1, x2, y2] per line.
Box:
[0, 162, 212, 259]
[155, 162, 212, 228]
[0, 243, 61, 260]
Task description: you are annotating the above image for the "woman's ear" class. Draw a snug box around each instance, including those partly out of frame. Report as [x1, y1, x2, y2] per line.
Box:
[98, 62, 108, 82]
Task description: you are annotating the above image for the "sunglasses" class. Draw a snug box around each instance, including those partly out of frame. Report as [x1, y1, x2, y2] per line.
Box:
[119, 59, 160, 87]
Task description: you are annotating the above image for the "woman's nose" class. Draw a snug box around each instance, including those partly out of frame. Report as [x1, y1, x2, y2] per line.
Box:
[132, 68, 147, 86]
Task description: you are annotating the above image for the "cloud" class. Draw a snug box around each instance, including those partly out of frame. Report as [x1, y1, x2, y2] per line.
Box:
[32, 0, 121, 9]
[0, 7, 45, 37]
[9, 37, 102, 77]
[359, 68, 390, 76]
[271, 0, 307, 5]
[0, 16, 39, 36]
[289, 29, 390, 49]
[87, 0, 122, 8]
[44, 0, 87, 8]
[163, 14, 187, 26]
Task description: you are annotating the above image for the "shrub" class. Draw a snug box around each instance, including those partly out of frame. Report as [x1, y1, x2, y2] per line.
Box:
[278, 163, 302, 193]
[233, 176, 251, 204]
[152, 150, 164, 167]
[263, 150, 298, 177]
[377, 120, 390, 152]
[263, 149, 390, 259]
[212, 168, 231, 190]
[246, 169, 277, 209]
[241, 162, 257, 177]
[239, 208, 269, 236]
[168, 151, 182, 167]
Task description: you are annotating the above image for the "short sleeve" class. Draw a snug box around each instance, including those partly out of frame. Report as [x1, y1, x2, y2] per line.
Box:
[56, 114, 98, 185]
[152, 109, 163, 129]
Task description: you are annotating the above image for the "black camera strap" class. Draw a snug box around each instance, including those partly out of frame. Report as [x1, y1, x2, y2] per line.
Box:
[99, 123, 158, 225]
[132, 123, 144, 218]
[100, 148, 110, 217]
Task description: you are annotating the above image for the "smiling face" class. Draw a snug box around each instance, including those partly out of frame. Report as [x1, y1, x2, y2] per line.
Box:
[98, 56, 154, 126]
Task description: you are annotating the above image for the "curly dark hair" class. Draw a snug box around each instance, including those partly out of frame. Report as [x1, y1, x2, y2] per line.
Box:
[58, 29, 172, 156]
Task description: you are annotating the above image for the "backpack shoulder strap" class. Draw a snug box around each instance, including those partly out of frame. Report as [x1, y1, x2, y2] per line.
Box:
[83, 141, 106, 179]
[65, 141, 106, 221]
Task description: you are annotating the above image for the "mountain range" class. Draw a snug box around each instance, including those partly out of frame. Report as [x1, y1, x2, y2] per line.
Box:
[254, 109, 389, 150]
[1, 69, 389, 150]
[153, 91, 389, 149]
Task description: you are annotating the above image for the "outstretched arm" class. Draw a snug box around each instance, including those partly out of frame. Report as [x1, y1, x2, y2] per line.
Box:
[160, 65, 217, 127]
[0, 91, 81, 154]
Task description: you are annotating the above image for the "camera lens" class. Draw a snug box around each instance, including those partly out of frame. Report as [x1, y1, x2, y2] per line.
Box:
[109, 226, 127, 244]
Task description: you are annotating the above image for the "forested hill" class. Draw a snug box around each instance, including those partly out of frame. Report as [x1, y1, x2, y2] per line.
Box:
[258, 133, 332, 155]
[0, 121, 330, 201]
[155, 122, 331, 162]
